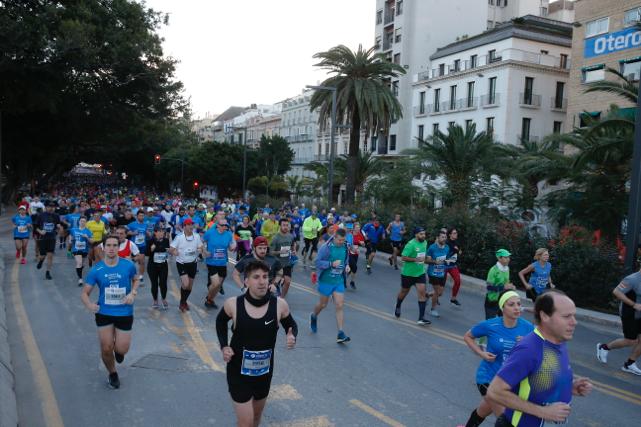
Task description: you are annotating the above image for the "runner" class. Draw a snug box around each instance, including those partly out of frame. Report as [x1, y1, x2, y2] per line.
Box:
[169, 218, 203, 312]
[394, 227, 431, 325]
[301, 209, 322, 268]
[517, 248, 554, 303]
[216, 259, 297, 427]
[596, 268, 641, 375]
[203, 217, 236, 309]
[346, 222, 365, 290]
[34, 201, 61, 280]
[81, 234, 139, 389]
[485, 249, 515, 320]
[462, 291, 534, 427]
[269, 218, 296, 298]
[86, 209, 108, 267]
[113, 226, 140, 261]
[487, 290, 593, 426]
[127, 210, 148, 286]
[69, 217, 93, 286]
[310, 228, 351, 343]
[446, 228, 463, 306]
[260, 212, 279, 244]
[12, 205, 32, 265]
[233, 237, 283, 293]
[426, 230, 450, 318]
[362, 218, 385, 275]
[235, 216, 255, 260]
[147, 225, 170, 310]
[386, 213, 405, 270]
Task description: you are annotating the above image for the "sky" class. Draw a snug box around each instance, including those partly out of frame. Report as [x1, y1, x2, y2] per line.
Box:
[142, 0, 375, 118]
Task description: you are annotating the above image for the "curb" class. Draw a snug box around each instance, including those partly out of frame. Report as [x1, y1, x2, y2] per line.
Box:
[371, 250, 622, 329]
[0, 212, 18, 427]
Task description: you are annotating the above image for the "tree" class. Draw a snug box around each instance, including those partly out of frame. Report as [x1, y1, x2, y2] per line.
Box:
[256, 135, 294, 178]
[310, 44, 405, 204]
[407, 123, 509, 209]
[364, 158, 427, 207]
[334, 150, 384, 198]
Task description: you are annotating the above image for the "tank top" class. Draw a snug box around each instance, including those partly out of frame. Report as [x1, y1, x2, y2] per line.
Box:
[229, 294, 278, 380]
[528, 261, 552, 295]
[118, 240, 133, 259]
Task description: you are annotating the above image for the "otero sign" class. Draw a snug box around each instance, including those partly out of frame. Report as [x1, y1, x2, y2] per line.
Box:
[585, 27, 641, 58]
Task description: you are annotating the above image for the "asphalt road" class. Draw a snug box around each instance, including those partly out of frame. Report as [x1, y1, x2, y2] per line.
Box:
[2, 218, 640, 427]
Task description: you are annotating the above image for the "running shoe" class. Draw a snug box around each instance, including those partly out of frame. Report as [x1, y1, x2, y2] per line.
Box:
[337, 330, 351, 343]
[161, 300, 169, 310]
[366, 266, 372, 275]
[350, 281, 356, 290]
[204, 298, 217, 309]
[20, 258, 26, 265]
[622, 362, 641, 376]
[66, 251, 73, 259]
[184, 302, 190, 311]
[152, 300, 160, 309]
[310, 313, 318, 333]
[15, 250, 20, 259]
[37, 259, 44, 269]
[77, 278, 83, 287]
[596, 343, 609, 364]
[219, 285, 225, 295]
[138, 277, 145, 287]
[388, 257, 393, 266]
[450, 299, 461, 307]
[430, 309, 440, 318]
[417, 318, 432, 326]
[107, 372, 120, 389]
[394, 306, 401, 318]
[179, 302, 187, 312]
[45, 271, 52, 280]
[394, 265, 398, 270]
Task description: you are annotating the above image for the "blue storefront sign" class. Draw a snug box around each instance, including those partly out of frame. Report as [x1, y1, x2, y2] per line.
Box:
[585, 27, 641, 58]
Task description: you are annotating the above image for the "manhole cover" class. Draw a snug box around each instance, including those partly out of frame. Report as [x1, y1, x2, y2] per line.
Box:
[132, 353, 197, 372]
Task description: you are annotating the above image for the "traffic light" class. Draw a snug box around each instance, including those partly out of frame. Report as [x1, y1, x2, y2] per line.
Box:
[154, 154, 161, 165]
[193, 180, 199, 189]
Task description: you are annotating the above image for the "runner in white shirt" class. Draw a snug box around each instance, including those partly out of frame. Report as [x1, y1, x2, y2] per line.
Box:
[169, 218, 203, 312]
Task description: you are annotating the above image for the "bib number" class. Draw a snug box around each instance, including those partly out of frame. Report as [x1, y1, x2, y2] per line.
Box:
[154, 252, 168, 263]
[241, 349, 272, 376]
[75, 240, 86, 250]
[44, 223, 55, 233]
[331, 264, 344, 277]
[17, 225, 28, 233]
[135, 234, 145, 245]
[213, 248, 226, 260]
[105, 286, 126, 305]
[280, 246, 290, 258]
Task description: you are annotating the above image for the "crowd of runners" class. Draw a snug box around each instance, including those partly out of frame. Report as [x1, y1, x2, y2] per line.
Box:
[9, 184, 641, 426]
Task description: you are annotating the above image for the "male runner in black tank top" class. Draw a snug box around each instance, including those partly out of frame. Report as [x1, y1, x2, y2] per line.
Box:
[216, 259, 297, 427]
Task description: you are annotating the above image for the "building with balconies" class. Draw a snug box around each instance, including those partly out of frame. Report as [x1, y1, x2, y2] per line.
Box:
[411, 15, 572, 147]
[280, 90, 319, 178]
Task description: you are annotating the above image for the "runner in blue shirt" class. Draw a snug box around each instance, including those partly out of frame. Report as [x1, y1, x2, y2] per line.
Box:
[127, 210, 148, 285]
[426, 230, 450, 318]
[203, 218, 236, 308]
[487, 290, 592, 427]
[463, 291, 534, 427]
[70, 216, 94, 286]
[518, 248, 554, 302]
[81, 234, 139, 390]
[362, 219, 386, 274]
[13, 205, 32, 264]
[386, 214, 405, 270]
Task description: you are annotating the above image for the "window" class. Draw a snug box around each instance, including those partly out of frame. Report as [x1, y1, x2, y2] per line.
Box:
[540, 7, 547, 16]
[521, 118, 531, 141]
[489, 49, 498, 62]
[449, 85, 457, 110]
[523, 77, 534, 105]
[488, 0, 494, 5]
[582, 65, 605, 83]
[376, 10, 383, 24]
[393, 53, 401, 64]
[560, 54, 569, 69]
[579, 112, 601, 128]
[419, 91, 426, 114]
[486, 117, 495, 136]
[318, 144, 322, 156]
[370, 136, 377, 152]
[453, 59, 461, 72]
[375, 36, 382, 49]
[467, 81, 475, 107]
[465, 119, 474, 130]
[540, 50, 549, 55]
[448, 121, 456, 128]
[434, 88, 441, 112]
[396, 0, 403, 15]
[585, 17, 609, 38]
[488, 77, 497, 104]
[625, 8, 641, 26]
[395, 28, 402, 43]
[418, 125, 424, 141]
[325, 143, 329, 155]
[390, 134, 397, 151]
[621, 59, 641, 81]
[432, 123, 439, 135]
[554, 82, 565, 109]
[553, 121, 563, 134]
[392, 80, 399, 96]
[439, 63, 445, 76]
[470, 54, 478, 69]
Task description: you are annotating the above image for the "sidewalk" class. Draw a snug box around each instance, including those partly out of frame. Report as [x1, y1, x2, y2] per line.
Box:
[372, 250, 621, 328]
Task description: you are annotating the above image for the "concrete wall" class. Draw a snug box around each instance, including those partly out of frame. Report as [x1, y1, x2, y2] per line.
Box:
[0, 248, 18, 427]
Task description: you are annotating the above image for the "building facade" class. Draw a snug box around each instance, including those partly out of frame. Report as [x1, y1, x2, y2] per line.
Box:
[280, 90, 319, 178]
[412, 15, 572, 146]
[373, 0, 569, 154]
[567, 0, 641, 127]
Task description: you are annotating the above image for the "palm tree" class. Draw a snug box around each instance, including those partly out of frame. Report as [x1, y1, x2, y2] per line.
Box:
[584, 67, 637, 104]
[334, 150, 384, 198]
[406, 123, 508, 209]
[310, 44, 406, 204]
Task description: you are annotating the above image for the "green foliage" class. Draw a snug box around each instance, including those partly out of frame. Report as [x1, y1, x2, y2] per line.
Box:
[256, 135, 294, 178]
[364, 158, 429, 207]
[247, 175, 288, 197]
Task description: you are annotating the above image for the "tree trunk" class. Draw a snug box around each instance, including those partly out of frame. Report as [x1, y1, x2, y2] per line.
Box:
[345, 109, 361, 204]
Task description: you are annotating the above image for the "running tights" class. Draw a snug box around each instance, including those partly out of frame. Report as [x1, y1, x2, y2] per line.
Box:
[147, 262, 168, 300]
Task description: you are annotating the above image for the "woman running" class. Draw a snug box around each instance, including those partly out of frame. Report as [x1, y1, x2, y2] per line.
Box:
[518, 248, 554, 302]
[147, 225, 170, 309]
[13, 205, 33, 264]
[70, 217, 94, 286]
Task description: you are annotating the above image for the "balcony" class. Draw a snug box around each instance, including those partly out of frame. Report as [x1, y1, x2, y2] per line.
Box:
[519, 93, 541, 108]
[551, 97, 567, 112]
[413, 105, 427, 117]
[384, 8, 395, 25]
[480, 93, 500, 107]
[314, 154, 330, 162]
[517, 134, 540, 143]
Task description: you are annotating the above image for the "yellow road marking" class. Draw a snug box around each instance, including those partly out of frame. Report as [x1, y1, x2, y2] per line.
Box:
[349, 399, 405, 427]
[268, 416, 334, 427]
[269, 384, 303, 400]
[10, 262, 65, 427]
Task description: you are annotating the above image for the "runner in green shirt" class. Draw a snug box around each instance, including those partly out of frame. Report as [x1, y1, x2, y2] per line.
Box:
[394, 227, 431, 325]
[484, 248, 516, 319]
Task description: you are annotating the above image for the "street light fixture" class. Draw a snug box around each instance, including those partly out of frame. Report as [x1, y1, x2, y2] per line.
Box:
[307, 84, 337, 205]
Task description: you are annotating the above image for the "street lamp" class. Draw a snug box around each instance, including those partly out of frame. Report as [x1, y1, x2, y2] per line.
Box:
[229, 125, 248, 199]
[307, 84, 337, 205]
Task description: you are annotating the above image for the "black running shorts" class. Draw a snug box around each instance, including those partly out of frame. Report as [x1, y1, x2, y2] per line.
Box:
[622, 315, 641, 340]
[401, 274, 426, 289]
[207, 265, 227, 279]
[95, 313, 134, 331]
[176, 261, 197, 278]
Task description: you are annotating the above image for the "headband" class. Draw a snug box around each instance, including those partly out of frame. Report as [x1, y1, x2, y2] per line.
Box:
[499, 291, 520, 310]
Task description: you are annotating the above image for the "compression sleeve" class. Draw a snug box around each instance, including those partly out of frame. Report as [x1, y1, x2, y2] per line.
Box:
[280, 313, 298, 338]
[216, 309, 232, 348]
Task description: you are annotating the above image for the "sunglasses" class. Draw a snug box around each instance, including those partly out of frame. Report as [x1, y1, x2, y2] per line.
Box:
[218, 223, 229, 227]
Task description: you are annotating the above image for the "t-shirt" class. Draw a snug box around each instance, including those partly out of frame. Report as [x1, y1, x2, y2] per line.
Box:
[35, 212, 60, 239]
[86, 259, 138, 317]
[70, 227, 93, 253]
[270, 232, 295, 267]
[203, 229, 234, 267]
[529, 261, 552, 296]
[235, 254, 282, 281]
[302, 216, 322, 239]
[12, 214, 32, 239]
[65, 213, 83, 230]
[171, 233, 203, 264]
[362, 223, 385, 244]
[235, 224, 254, 241]
[127, 221, 148, 248]
[319, 244, 348, 285]
[86, 220, 107, 242]
[486, 263, 510, 302]
[401, 239, 427, 277]
[427, 243, 449, 278]
[470, 317, 534, 384]
[446, 239, 460, 268]
[618, 271, 641, 319]
[349, 232, 365, 255]
[260, 219, 279, 244]
[496, 329, 573, 427]
[146, 238, 170, 264]
[389, 221, 404, 242]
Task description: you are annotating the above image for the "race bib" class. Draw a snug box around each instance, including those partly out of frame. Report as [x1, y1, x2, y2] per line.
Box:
[104, 286, 126, 305]
[185, 247, 196, 256]
[134, 234, 145, 245]
[213, 248, 226, 260]
[331, 263, 344, 277]
[434, 256, 446, 274]
[280, 246, 290, 258]
[17, 225, 28, 233]
[75, 240, 86, 250]
[241, 349, 272, 376]
[154, 252, 168, 263]
[416, 252, 426, 260]
[44, 223, 55, 233]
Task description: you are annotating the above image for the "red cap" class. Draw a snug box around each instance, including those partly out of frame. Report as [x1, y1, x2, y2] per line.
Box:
[253, 236, 268, 247]
[183, 218, 194, 226]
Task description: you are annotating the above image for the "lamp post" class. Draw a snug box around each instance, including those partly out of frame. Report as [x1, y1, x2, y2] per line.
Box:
[624, 76, 641, 273]
[307, 85, 337, 205]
